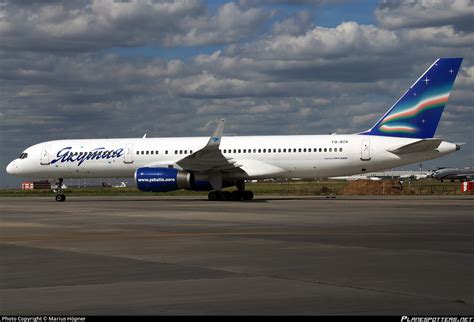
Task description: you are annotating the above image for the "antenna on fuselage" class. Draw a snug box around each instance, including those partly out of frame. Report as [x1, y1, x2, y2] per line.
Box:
[142, 133, 147, 139]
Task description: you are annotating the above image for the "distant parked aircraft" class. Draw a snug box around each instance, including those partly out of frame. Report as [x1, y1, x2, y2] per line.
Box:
[430, 167, 474, 182]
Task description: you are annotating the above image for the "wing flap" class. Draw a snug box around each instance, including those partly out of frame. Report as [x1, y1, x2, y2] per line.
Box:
[236, 159, 285, 177]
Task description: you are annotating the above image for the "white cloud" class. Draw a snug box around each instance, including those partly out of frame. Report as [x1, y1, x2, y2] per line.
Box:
[249, 22, 400, 59]
[402, 26, 474, 47]
[376, 0, 474, 31]
[0, 0, 270, 51]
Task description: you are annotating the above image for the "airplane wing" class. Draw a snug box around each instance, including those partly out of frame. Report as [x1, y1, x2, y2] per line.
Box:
[387, 138, 443, 155]
[176, 119, 243, 173]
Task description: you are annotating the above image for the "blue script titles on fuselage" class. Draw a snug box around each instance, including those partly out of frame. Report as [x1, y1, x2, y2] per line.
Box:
[51, 147, 125, 166]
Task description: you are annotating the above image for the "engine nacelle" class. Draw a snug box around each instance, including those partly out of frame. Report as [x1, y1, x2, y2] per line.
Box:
[135, 167, 192, 192]
[135, 167, 214, 192]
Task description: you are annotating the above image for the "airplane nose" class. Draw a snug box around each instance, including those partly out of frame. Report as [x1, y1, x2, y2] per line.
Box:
[6, 161, 17, 175]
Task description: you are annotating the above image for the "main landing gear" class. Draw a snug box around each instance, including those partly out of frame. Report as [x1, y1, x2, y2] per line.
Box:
[54, 178, 66, 202]
[207, 180, 254, 201]
[207, 190, 254, 201]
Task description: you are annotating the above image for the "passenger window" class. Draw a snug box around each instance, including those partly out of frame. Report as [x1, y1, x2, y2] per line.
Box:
[319, 148, 322, 152]
[179, 150, 183, 154]
[150, 151, 154, 155]
[243, 149, 246, 153]
[340, 148, 343, 152]
[184, 150, 187, 154]
[253, 149, 256, 153]
[233, 149, 236, 153]
[329, 148, 332, 152]
[146, 151, 149, 155]
[273, 149, 276, 153]
[303, 148, 307, 152]
[293, 148, 297, 152]
[165, 150, 168, 154]
[190, 150, 193, 154]
[263, 149, 266, 153]
[174, 150, 178, 154]
[136, 151, 139, 155]
[238, 149, 241, 153]
[156, 150, 159, 154]
[298, 148, 302, 152]
[324, 148, 327, 152]
[258, 149, 261, 153]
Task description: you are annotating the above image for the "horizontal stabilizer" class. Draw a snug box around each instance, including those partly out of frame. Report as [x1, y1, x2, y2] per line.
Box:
[388, 138, 442, 155]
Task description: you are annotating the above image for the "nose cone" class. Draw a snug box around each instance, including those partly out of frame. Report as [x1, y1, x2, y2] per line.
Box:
[6, 161, 18, 175]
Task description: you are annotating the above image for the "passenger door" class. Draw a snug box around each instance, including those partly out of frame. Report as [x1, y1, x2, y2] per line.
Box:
[360, 139, 371, 161]
[40, 145, 50, 165]
[123, 143, 134, 164]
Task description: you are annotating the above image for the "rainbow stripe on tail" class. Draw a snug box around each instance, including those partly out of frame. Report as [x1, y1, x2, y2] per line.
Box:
[362, 58, 463, 138]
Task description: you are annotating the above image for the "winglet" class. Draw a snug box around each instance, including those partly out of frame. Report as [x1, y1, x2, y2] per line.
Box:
[205, 118, 225, 149]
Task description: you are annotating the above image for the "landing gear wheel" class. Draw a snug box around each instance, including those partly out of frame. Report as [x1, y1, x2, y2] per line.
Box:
[208, 190, 221, 201]
[221, 191, 232, 201]
[231, 190, 242, 201]
[53, 178, 66, 202]
[242, 190, 254, 200]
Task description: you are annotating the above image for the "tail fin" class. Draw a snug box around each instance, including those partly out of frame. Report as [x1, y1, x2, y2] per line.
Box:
[361, 58, 463, 138]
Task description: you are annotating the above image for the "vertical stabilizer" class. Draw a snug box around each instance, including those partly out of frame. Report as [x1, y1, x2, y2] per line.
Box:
[361, 58, 463, 138]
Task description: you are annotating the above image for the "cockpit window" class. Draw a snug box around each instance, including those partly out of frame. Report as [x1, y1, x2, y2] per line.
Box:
[19, 153, 28, 159]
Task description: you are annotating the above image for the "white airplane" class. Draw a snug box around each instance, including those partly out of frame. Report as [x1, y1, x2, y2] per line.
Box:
[6, 58, 463, 202]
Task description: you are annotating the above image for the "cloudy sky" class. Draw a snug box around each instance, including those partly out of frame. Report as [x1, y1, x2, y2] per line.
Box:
[1, 0, 473, 187]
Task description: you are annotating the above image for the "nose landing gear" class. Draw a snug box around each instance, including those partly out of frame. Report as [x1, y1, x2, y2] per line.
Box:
[54, 178, 66, 202]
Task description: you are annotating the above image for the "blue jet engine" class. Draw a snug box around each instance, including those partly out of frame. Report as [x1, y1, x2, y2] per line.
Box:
[135, 167, 213, 192]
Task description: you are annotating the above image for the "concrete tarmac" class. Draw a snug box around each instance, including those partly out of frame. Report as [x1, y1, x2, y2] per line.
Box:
[0, 195, 473, 315]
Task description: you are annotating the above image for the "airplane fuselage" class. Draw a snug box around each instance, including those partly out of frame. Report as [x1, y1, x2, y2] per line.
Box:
[7, 134, 458, 181]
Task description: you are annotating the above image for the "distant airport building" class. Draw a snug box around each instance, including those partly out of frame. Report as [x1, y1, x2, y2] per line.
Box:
[21, 180, 52, 190]
[330, 170, 429, 181]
